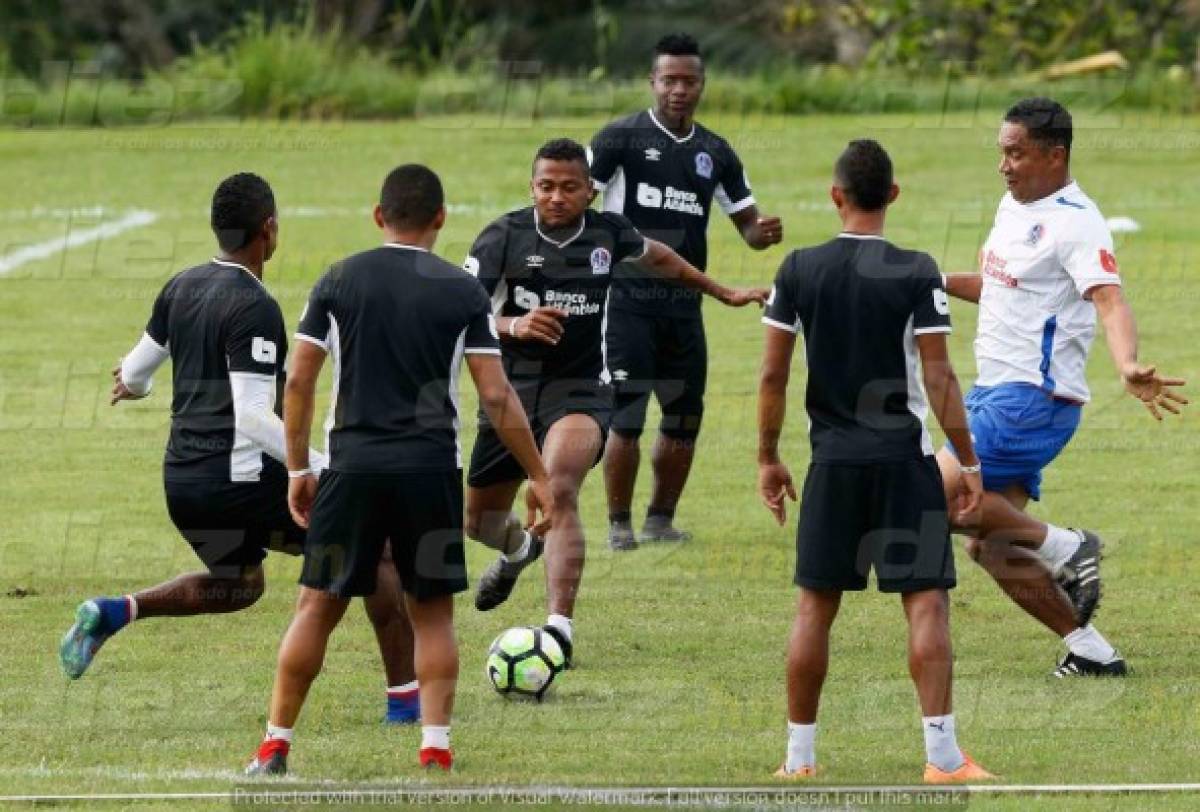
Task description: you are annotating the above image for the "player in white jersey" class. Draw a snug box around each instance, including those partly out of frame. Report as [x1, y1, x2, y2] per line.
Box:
[942, 98, 1187, 676]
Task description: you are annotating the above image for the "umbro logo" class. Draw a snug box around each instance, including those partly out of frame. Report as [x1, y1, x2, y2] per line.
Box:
[644, 148, 661, 162]
[526, 255, 544, 269]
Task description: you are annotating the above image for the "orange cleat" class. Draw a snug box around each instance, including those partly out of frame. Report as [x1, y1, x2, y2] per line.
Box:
[923, 752, 995, 784]
[773, 763, 817, 780]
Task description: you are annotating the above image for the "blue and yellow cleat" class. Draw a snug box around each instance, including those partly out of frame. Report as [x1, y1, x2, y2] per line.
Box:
[59, 600, 111, 680]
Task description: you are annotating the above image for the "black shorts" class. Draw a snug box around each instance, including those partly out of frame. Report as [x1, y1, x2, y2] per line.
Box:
[300, 470, 467, 600]
[164, 475, 304, 577]
[606, 308, 707, 440]
[794, 457, 955, 594]
[467, 377, 612, 489]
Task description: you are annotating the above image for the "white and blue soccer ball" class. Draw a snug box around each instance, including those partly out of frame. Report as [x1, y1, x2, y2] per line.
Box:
[485, 626, 565, 700]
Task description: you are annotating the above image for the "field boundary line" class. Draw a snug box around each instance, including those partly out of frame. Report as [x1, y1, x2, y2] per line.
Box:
[0, 209, 157, 276]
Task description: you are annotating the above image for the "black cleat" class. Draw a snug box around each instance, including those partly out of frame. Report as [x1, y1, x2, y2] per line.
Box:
[638, 522, 692, 543]
[1058, 529, 1103, 625]
[608, 522, 638, 552]
[1053, 651, 1128, 678]
[542, 624, 573, 670]
[474, 536, 543, 611]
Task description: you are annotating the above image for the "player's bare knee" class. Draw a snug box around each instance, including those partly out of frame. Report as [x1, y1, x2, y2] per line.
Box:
[549, 477, 580, 512]
[229, 567, 265, 609]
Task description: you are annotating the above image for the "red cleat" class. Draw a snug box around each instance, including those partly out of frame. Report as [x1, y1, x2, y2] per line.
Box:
[245, 737, 289, 776]
[419, 746, 453, 771]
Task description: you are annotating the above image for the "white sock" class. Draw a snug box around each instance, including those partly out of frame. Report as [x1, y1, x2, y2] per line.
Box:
[785, 721, 816, 771]
[1064, 624, 1117, 663]
[546, 613, 573, 642]
[922, 714, 964, 772]
[503, 531, 532, 563]
[388, 680, 418, 694]
[421, 725, 450, 751]
[265, 723, 293, 743]
[125, 595, 139, 622]
[1037, 525, 1081, 576]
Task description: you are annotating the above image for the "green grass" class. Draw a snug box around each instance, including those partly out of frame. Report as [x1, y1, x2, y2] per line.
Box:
[1, 113, 1198, 809]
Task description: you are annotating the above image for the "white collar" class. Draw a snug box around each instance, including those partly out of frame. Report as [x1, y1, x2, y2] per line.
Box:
[647, 108, 695, 144]
[212, 257, 264, 286]
[383, 242, 429, 252]
[533, 209, 585, 248]
[1008, 179, 1081, 210]
[837, 232, 886, 241]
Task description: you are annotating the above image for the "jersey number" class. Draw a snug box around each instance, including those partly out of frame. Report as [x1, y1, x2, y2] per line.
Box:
[251, 337, 277, 365]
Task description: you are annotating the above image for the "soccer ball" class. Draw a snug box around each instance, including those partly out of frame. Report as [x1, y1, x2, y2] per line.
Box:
[485, 626, 565, 700]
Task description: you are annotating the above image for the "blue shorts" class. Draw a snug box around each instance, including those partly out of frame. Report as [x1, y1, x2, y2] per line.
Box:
[946, 383, 1081, 501]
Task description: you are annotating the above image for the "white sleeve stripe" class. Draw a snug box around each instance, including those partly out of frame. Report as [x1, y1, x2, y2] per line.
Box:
[913, 325, 952, 335]
[627, 237, 649, 262]
[294, 332, 328, 350]
[228, 371, 276, 381]
[463, 347, 502, 355]
[720, 194, 756, 216]
[762, 316, 799, 333]
[591, 178, 608, 191]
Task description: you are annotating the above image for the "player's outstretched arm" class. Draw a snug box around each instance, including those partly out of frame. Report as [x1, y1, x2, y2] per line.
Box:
[230, 373, 328, 473]
[943, 273, 983, 304]
[1090, 284, 1188, 420]
[730, 205, 783, 250]
[636, 238, 769, 307]
[466, 354, 555, 535]
[916, 332, 983, 526]
[283, 340, 327, 528]
[112, 332, 169, 404]
[757, 325, 798, 526]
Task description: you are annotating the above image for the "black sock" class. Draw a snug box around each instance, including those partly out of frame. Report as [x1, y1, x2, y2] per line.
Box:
[609, 510, 632, 525]
[646, 507, 674, 523]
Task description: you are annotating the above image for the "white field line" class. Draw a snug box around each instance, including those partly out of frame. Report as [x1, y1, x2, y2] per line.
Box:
[0, 209, 157, 276]
[0, 203, 494, 222]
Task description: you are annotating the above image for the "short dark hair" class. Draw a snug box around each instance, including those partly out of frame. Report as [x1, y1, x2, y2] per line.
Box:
[379, 164, 444, 229]
[834, 139, 894, 212]
[654, 33, 701, 60]
[210, 172, 275, 252]
[532, 138, 589, 176]
[1004, 97, 1072, 157]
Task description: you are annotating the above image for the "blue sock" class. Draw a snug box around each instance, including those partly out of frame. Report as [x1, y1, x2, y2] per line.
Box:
[386, 682, 419, 724]
[95, 596, 134, 634]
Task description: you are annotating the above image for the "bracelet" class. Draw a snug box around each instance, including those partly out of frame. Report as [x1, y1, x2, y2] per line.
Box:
[508, 318, 520, 338]
[287, 468, 312, 479]
[959, 463, 982, 474]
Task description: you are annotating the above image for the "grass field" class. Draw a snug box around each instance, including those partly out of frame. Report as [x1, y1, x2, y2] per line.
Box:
[1, 111, 1198, 809]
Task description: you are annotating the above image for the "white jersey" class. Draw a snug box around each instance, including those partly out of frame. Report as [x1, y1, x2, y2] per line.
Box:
[975, 181, 1121, 403]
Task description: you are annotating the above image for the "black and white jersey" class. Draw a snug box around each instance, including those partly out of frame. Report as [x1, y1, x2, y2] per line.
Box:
[763, 235, 952, 463]
[146, 259, 288, 482]
[465, 207, 647, 384]
[589, 108, 754, 319]
[296, 245, 500, 473]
